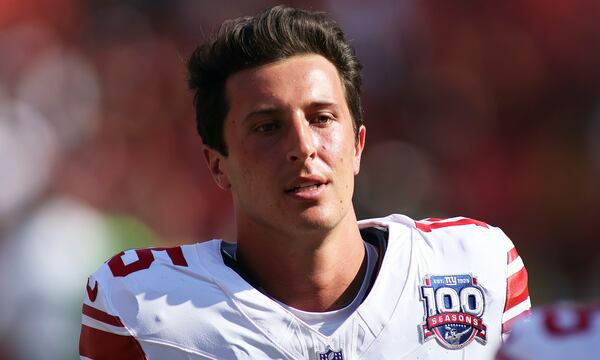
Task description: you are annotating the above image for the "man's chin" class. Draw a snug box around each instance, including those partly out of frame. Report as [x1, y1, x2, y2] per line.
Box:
[294, 207, 342, 231]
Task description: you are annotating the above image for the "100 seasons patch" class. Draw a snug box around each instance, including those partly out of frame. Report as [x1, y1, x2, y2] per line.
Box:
[419, 274, 487, 349]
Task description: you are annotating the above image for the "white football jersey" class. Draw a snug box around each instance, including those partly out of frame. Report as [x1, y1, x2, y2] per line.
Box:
[496, 303, 600, 360]
[80, 214, 530, 359]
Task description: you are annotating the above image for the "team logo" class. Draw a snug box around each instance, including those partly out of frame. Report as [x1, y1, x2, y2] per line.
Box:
[317, 347, 343, 360]
[419, 274, 487, 349]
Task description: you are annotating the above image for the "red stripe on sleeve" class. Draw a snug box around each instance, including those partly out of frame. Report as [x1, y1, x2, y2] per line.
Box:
[502, 308, 532, 333]
[82, 304, 125, 327]
[504, 266, 530, 312]
[507, 247, 519, 263]
[415, 218, 489, 232]
[424, 217, 445, 222]
[80, 324, 147, 360]
[415, 222, 432, 232]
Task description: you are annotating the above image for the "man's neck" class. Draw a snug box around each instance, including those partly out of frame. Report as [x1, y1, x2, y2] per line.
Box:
[235, 212, 366, 312]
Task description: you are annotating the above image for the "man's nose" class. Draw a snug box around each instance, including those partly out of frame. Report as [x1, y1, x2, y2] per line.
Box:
[286, 113, 316, 163]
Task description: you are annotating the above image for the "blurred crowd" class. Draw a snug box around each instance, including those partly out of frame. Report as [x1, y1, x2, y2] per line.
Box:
[1, 0, 599, 358]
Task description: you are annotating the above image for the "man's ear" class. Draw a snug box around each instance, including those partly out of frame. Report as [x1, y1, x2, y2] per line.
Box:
[353, 125, 366, 175]
[203, 146, 231, 190]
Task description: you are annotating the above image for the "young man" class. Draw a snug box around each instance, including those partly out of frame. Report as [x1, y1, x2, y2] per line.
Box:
[79, 5, 530, 359]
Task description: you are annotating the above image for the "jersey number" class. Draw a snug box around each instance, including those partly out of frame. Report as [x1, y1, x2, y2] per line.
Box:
[421, 286, 485, 317]
[544, 307, 595, 336]
[107, 247, 188, 277]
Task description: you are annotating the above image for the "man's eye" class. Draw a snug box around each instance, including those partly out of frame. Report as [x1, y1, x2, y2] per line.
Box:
[254, 122, 278, 133]
[312, 114, 333, 125]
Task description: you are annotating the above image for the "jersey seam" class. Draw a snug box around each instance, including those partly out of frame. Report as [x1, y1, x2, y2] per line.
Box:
[212, 275, 304, 358]
[196, 240, 302, 359]
[359, 223, 414, 355]
[99, 270, 139, 340]
[93, 269, 148, 358]
[134, 336, 219, 359]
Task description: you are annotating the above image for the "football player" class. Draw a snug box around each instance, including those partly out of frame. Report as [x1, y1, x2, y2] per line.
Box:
[496, 302, 599, 360]
[79, 5, 531, 359]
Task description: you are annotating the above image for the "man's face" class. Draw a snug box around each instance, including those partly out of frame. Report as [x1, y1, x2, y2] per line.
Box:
[205, 54, 366, 235]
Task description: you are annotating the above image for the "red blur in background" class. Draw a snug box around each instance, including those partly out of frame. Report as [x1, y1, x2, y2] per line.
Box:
[0, 1, 599, 359]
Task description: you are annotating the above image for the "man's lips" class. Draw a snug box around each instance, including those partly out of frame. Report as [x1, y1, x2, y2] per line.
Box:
[284, 176, 329, 194]
[286, 182, 325, 193]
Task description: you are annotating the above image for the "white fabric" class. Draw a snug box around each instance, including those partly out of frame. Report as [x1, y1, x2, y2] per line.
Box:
[81, 214, 526, 359]
[498, 304, 600, 360]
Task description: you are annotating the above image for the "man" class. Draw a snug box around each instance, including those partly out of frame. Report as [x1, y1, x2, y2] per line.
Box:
[79, 5, 530, 359]
[496, 302, 599, 360]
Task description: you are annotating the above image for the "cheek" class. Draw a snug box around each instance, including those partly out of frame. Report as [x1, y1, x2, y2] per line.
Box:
[232, 156, 272, 193]
[322, 129, 355, 167]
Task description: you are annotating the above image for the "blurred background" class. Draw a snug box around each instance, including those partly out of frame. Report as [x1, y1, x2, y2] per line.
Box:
[1, 0, 599, 358]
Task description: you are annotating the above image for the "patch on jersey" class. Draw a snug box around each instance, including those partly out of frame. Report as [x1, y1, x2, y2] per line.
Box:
[419, 274, 487, 349]
[317, 347, 343, 360]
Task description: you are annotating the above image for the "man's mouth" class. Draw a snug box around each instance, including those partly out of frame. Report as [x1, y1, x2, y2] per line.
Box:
[284, 174, 329, 195]
[286, 182, 324, 193]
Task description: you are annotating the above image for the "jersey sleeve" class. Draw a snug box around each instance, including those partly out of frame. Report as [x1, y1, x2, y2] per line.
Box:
[79, 274, 147, 360]
[500, 231, 531, 334]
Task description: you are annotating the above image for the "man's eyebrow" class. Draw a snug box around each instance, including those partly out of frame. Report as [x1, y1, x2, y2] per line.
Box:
[307, 101, 339, 111]
[243, 107, 282, 122]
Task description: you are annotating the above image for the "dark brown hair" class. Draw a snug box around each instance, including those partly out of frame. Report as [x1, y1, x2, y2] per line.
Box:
[187, 5, 363, 155]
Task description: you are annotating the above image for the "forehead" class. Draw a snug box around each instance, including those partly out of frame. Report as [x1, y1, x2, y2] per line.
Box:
[224, 54, 347, 115]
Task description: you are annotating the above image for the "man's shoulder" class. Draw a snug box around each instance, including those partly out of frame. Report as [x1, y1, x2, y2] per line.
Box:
[360, 214, 509, 241]
[360, 214, 514, 261]
[80, 240, 268, 358]
[84, 240, 224, 301]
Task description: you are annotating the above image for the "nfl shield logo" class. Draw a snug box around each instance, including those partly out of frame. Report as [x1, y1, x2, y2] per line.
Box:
[419, 274, 487, 349]
[318, 348, 343, 360]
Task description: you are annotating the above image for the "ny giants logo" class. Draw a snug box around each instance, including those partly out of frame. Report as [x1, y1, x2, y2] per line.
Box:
[420, 274, 487, 349]
[317, 348, 343, 360]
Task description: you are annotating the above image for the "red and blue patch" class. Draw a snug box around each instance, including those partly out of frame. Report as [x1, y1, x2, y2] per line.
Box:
[419, 274, 487, 349]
